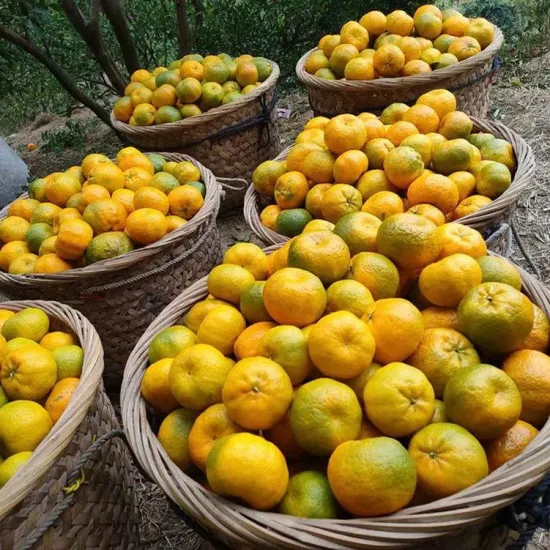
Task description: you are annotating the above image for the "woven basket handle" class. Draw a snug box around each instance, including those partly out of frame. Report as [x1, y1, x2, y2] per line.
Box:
[218, 177, 248, 192]
[20, 430, 126, 550]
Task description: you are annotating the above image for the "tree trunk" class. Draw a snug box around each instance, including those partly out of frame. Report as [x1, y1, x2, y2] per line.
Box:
[101, 0, 141, 74]
[0, 24, 112, 127]
[175, 0, 193, 57]
[60, 0, 127, 94]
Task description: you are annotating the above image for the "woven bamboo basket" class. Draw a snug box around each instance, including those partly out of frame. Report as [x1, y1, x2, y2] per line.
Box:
[244, 117, 535, 247]
[0, 153, 222, 391]
[111, 63, 282, 214]
[296, 28, 504, 118]
[121, 247, 550, 549]
[0, 300, 139, 549]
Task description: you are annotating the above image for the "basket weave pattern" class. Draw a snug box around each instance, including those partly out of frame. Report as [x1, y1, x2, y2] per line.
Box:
[0, 154, 223, 390]
[0, 301, 139, 550]
[121, 252, 550, 550]
[244, 117, 535, 247]
[296, 28, 504, 118]
[111, 63, 282, 212]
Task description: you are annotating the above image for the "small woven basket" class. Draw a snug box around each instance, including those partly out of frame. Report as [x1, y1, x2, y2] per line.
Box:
[111, 63, 282, 214]
[0, 153, 222, 391]
[296, 28, 504, 118]
[121, 248, 550, 549]
[244, 117, 535, 247]
[0, 300, 139, 550]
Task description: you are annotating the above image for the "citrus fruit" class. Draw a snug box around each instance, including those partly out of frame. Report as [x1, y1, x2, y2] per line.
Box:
[432, 138, 473, 174]
[44, 377, 79, 424]
[222, 356, 293, 430]
[148, 325, 196, 364]
[333, 211, 380, 255]
[327, 437, 416, 516]
[125, 208, 168, 244]
[196, 305, 246, 356]
[183, 299, 233, 333]
[52, 345, 84, 379]
[82, 199, 127, 235]
[239, 281, 273, 324]
[457, 282, 534, 354]
[344, 362, 382, 405]
[340, 20, 369, 50]
[326, 279, 374, 318]
[8, 253, 37, 274]
[275, 209, 312, 237]
[321, 184, 363, 223]
[359, 10, 387, 35]
[85, 232, 134, 264]
[437, 223, 487, 259]
[409, 422, 488, 498]
[475, 161, 512, 198]
[207, 264, 255, 305]
[430, 399, 448, 423]
[344, 57, 375, 80]
[0, 241, 29, 271]
[0, 451, 33, 487]
[233, 321, 277, 360]
[157, 407, 197, 471]
[444, 364, 522, 439]
[290, 379, 362, 456]
[466, 17, 495, 49]
[349, 251, 400, 300]
[0, 400, 52, 456]
[408, 328, 480, 397]
[206, 433, 289, 510]
[39, 331, 75, 350]
[260, 205, 282, 230]
[308, 312, 375, 379]
[514, 305, 550, 353]
[263, 268, 326, 327]
[2, 308, 49, 342]
[503, 350, 550, 427]
[476, 255, 522, 289]
[324, 114, 367, 155]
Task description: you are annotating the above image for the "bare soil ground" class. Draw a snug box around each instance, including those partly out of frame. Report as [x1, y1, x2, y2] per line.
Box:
[3, 51, 550, 549]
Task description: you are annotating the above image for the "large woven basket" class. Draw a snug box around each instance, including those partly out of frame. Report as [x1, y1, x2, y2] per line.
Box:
[0, 300, 139, 549]
[121, 248, 550, 549]
[111, 63, 282, 214]
[244, 116, 535, 246]
[296, 28, 504, 118]
[0, 153, 222, 391]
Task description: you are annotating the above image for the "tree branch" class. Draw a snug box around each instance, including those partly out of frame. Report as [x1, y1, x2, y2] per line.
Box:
[175, 0, 193, 57]
[60, 0, 126, 94]
[100, 0, 141, 74]
[191, 0, 203, 31]
[0, 23, 112, 127]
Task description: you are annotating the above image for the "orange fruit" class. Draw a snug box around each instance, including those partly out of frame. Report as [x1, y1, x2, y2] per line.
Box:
[0, 241, 29, 271]
[301, 151, 335, 184]
[407, 203, 445, 226]
[380, 102, 409, 125]
[233, 321, 277, 360]
[438, 223, 487, 259]
[333, 211, 380, 255]
[112, 188, 135, 214]
[409, 422, 488, 498]
[132, 186, 170, 215]
[399, 36, 422, 62]
[349, 251, 400, 300]
[180, 60, 204, 80]
[362, 191, 404, 221]
[224, 243, 268, 280]
[123, 167, 153, 191]
[305, 184, 333, 219]
[235, 62, 258, 87]
[361, 117, 386, 141]
[183, 299, 234, 334]
[414, 5, 443, 20]
[359, 11, 387, 36]
[130, 86, 153, 107]
[416, 89, 457, 120]
[344, 57, 375, 80]
[332, 150, 368, 184]
[305, 51, 330, 74]
[197, 305, 246, 356]
[140, 358, 179, 414]
[402, 104, 440, 134]
[373, 44, 405, 76]
[324, 114, 367, 155]
[44, 173, 82, 207]
[326, 279, 374, 318]
[55, 219, 93, 261]
[439, 111, 473, 140]
[407, 174, 459, 214]
[125, 208, 167, 244]
[329, 44, 360, 78]
[328, 436, 416, 517]
[321, 184, 363, 223]
[82, 199, 127, 235]
[466, 17, 495, 49]
[376, 213, 441, 269]
[274, 171, 309, 208]
[356, 169, 397, 200]
[448, 36, 481, 60]
[321, 35, 342, 58]
[458, 282, 534, 355]
[415, 12, 443, 39]
[33, 254, 72, 273]
[364, 138, 395, 169]
[444, 364, 522, 439]
[151, 84, 177, 108]
[442, 13, 470, 36]
[365, 362, 435, 436]
[44, 378, 79, 424]
[113, 96, 134, 122]
[81, 153, 112, 178]
[8, 199, 39, 222]
[385, 121, 419, 147]
[386, 10, 414, 36]
[81, 184, 110, 208]
[288, 231, 350, 285]
[263, 267, 326, 327]
[0, 217, 30, 243]
[452, 195, 492, 220]
[295, 128, 326, 149]
[207, 264, 255, 305]
[475, 161, 512, 199]
[206, 433, 288, 511]
[401, 59, 432, 76]
[285, 144, 322, 173]
[340, 20, 369, 50]
[167, 185, 203, 220]
[363, 298, 424, 364]
[157, 408, 197, 472]
[408, 327, 480, 397]
[222, 356, 293, 430]
[189, 403, 244, 471]
[291, 378, 362, 455]
[260, 204, 282, 230]
[503, 350, 550, 427]
[449, 171, 476, 201]
[484, 420, 539, 472]
[117, 152, 155, 175]
[421, 307, 459, 331]
[308, 311, 375, 379]
[513, 305, 549, 353]
[383, 146, 424, 189]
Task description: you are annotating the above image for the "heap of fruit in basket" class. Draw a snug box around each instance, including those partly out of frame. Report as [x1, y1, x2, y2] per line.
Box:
[140, 218, 549, 518]
[0, 148, 206, 274]
[113, 54, 273, 125]
[0, 307, 85, 488]
[305, 4, 495, 80]
[253, 89, 515, 238]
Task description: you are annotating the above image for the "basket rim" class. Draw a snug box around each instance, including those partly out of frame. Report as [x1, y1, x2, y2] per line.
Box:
[0, 300, 104, 520]
[244, 116, 535, 245]
[121, 250, 550, 549]
[296, 27, 504, 91]
[0, 152, 220, 285]
[111, 61, 280, 135]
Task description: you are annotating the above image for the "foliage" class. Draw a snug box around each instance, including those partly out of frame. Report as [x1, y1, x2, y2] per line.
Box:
[40, 119, 89, 153]
[0, 0, 549, 135]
